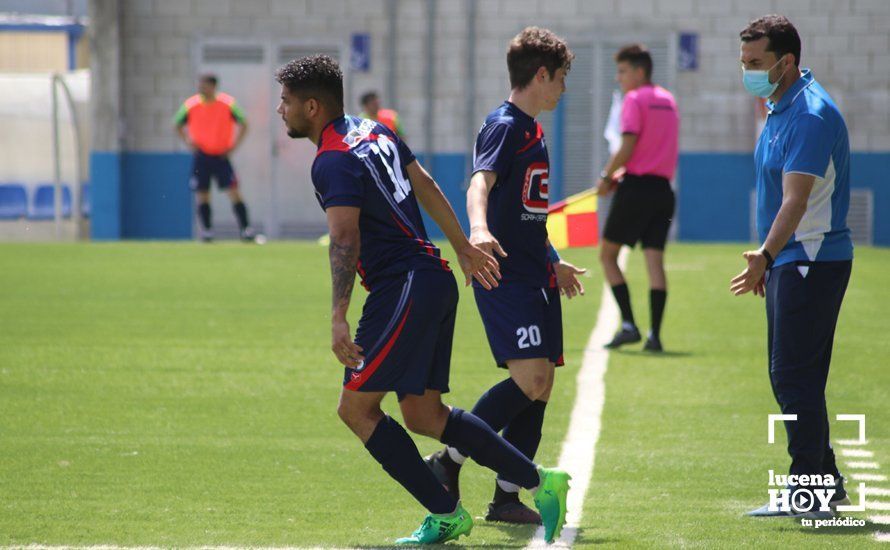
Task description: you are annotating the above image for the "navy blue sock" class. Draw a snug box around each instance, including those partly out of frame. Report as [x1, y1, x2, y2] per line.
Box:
[498, 400, 547, 486]
[440, 408, 539, 489]
[197, 202, 211, 230]
[453, 378, 532, 457]
[365, 416, 456, 514]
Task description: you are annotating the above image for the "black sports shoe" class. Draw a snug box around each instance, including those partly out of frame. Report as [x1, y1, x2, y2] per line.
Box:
[486, 484, 542, 525]
[604, 326, 641, 349]
[643, 335, 663, 352]
[425, 448, 462, 500]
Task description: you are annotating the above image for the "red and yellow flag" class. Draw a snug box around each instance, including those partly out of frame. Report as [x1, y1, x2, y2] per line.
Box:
[546, 189, 598, 250]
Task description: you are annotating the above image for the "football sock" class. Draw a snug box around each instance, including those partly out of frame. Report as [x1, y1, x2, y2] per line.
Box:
[610, 283, 636, 327]
[498, 400, 547, 490]
[232, 201, 249, 231]
[365, 415, 456, 514]
[448, 378, 532, 462]
[493, 482, 522, 504]
[649, 289, 667, 339]
[198, 202, 211, 230]
[440, 408, 539, 490]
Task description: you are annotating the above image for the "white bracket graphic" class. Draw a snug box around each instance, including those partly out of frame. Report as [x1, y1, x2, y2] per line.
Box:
[836, 482, 867, 512]
[768, 414, 797, 444]
[836, 414, 867, 445]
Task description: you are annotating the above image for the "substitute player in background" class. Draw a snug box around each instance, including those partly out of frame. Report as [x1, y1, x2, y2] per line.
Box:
[275, 54, 570, 545]
[733, 15, 853, 518]
[426, 27, 585, 525]
[359, 90, 405, 139]
[595, 44, 679, 352]
[174, 74, 258, 242]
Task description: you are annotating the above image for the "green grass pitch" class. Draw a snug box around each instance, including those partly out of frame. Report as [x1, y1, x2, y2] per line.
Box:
[0, 242, 887, 548]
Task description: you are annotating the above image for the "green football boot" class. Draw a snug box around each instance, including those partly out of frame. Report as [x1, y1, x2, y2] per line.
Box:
[533, 466, 571, 543]
[395, 502, 473, 545]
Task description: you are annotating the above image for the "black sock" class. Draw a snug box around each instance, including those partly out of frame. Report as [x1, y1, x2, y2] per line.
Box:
[440, 408, 538, 490]
[498, 400, 547, 492]
[611, 283, 635, 327]
[454, 378, 532, 457]
[649, 289, 667, 339]
[197, 202, 211, 230]
[232, 201, 249, 231]
[365, 416, 456, 514]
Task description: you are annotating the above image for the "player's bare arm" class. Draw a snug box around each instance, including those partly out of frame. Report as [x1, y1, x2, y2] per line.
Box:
[466, 170, 508, 259]
[229, 119, 248, 155]
[175, 123, 195, 150]
[596, 133, 638, 196]
[406, 160, 501, 289]
[547, 237, 587, 299]
[731, 172, 815, 297]
[326, 205, 365, 367]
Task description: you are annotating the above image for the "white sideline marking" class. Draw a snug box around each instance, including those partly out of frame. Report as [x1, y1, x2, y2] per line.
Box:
[852, 473, 889, 482]
[523, 249, 628, 549]
[847, 461, 881, 469]
[837, 439, 869, 446]
[841, 449, 874, 458]
[866, 487, 890, 497]
[876, 532, 890, 543]
[868, 501, 890, 511]
[873, 516, 890, 525]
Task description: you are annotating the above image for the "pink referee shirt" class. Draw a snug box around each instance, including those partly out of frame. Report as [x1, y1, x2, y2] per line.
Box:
[620, 84, 679, 180]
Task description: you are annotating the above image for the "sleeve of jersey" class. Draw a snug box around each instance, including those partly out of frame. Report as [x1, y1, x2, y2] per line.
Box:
[173, 103, 188, 126]
[472, 122, 518, 175]
[394, 133, 416, 166]
[230, 101, 247, 123]
[620, 93, 642, 134]
[783, 114, 833, 178]
[312, 153, 366, 209]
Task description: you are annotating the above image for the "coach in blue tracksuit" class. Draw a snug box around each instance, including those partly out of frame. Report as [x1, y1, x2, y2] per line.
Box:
[731, 15, 853, 518]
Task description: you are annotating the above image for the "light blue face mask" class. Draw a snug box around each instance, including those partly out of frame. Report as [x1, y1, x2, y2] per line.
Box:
[742, 57, 787, 98]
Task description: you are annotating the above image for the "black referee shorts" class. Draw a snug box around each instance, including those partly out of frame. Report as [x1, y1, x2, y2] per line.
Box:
[602, 174, 675, 250]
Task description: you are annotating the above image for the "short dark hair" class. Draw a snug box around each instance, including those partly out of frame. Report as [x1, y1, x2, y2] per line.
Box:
[506, 27, 574, 90]
[614, 44, 653, 80]
[275, 54, 344, 111]
[740, 14, 801, 66]
[199, 73, 218, 86]
[360, 91, 378, 107]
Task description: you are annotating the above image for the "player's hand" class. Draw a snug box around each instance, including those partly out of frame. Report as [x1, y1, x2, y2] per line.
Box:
[730, 250, 768, 297]
[457, 242, 501, 289]
[331, 318, 364, 368]
[469, 228, 508, 263]
[595, 177, 616, 197]
[554, 260, 587, 299]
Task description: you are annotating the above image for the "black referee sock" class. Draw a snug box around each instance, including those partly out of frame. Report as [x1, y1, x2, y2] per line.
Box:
[365, 415, 456, 514]
[650, 289, 667, 339]
[498, 399, 547, 490]
[197, 202, 211, 230]
[232, 201, 249, 231]
[440, 408, 539, 490]
[611, 283, 636, 327]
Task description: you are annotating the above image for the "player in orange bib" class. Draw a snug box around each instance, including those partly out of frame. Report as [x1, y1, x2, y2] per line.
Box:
[174, 74, 259, 242]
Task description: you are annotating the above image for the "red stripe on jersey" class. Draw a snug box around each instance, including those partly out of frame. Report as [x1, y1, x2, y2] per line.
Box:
[316, 125, 351, 156]
[356, 260, 370, 291]
[516, 122, 544, 154]
[345, 300, 413, 390]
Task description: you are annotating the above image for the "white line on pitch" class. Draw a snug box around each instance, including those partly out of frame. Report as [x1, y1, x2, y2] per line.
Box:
[876, 532, 890, 543]
[841, 449, 874, 458]
[523, 249, 628, 549]
[847, 461, 881, 469]
[837, 439, 869, 446]
[873, 515, 890, 525]
[868, 501, 890, 511]
[852, 473, 888, 482]
[866, 487, 890, 497]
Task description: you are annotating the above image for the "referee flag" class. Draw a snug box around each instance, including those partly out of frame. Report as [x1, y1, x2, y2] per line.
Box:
[546, 189, 598, 250]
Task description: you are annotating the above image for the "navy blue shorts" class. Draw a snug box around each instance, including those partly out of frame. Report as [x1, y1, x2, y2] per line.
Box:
[473, 283, 563, 369]
[190, 151, 238, 192]
[344, 269, 456, 398]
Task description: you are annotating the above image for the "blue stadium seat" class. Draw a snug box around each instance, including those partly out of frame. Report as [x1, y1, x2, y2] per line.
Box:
[29, 184, 72, 220]
[0, 184, 27, 219]
[80, 183, 90, 217]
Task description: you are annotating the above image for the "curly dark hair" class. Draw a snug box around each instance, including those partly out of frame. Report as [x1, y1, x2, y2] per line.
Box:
[615, 44, 653, 80]
[507, 27, 574, 89]
[275, 54, 344, 110]
[740, 14, 801, 66]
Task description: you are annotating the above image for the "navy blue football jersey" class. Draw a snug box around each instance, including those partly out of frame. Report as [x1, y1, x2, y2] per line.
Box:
[311, 115, 449, 289]
[473, 102, 554, 288]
